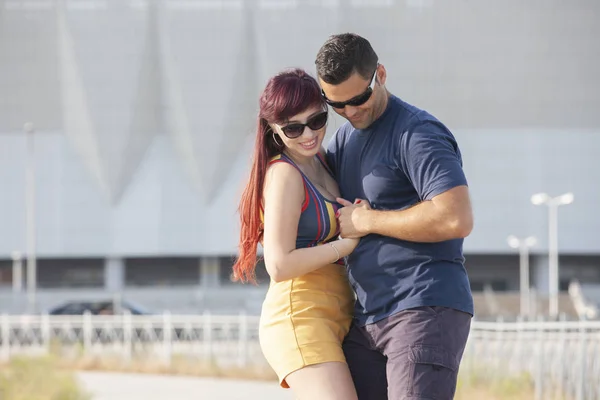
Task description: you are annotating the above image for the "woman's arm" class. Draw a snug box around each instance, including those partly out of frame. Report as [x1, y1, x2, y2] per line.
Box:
[262, 162, 356, 282]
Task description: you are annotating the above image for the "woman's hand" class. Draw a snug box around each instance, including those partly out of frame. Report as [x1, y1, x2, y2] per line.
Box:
[336, 198, 372, 239]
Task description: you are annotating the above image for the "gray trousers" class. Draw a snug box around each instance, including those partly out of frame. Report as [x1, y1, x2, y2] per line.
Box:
[343, 306, 471, 400]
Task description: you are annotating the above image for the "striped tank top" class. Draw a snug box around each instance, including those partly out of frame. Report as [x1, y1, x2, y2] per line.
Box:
[265, 153, 343, 262]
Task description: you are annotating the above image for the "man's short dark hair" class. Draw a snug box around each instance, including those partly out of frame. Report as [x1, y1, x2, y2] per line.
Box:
[315, 33, 379, 85]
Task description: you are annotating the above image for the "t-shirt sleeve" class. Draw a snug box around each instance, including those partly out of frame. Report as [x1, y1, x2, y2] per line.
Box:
[398, 121, 468, 201]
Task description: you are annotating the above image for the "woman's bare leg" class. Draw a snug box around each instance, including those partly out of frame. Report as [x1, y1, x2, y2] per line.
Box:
[285, 361, 358, 400]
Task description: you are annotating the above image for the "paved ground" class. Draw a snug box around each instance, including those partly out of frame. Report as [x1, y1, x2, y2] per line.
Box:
[77, 372, 294, 400]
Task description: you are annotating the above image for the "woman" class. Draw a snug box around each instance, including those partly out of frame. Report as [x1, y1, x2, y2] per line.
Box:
[233, 69, 358, 400]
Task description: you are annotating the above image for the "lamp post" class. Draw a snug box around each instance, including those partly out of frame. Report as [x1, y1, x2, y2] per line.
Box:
[11, 251, 23, 293]
[530, 192, 574, 319]
[24, 122, 37, 314]
[507, 235, 537, 318]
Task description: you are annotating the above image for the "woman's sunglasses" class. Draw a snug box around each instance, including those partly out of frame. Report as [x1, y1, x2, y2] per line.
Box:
[322, 66, 378, 109]
[276, 111, 328, 139]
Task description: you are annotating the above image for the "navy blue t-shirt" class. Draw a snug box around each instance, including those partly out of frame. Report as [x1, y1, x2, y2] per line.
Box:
[327, 95, 474, 326]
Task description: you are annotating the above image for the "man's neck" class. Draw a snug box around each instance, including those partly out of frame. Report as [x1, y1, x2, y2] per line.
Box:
[374, 91, 392, 122]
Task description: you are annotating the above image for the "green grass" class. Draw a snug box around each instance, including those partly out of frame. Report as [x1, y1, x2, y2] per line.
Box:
[65, 354, 277, 381]
[0, 356, 90, 400]
[456, 367, 535, 400]
[0, 352, 539, 400]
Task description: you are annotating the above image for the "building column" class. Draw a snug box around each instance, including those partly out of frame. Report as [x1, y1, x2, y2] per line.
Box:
[200, 256, 221, 289]
[104, 257, 125, 292]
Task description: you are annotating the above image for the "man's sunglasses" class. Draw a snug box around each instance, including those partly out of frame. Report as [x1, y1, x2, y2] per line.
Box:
[275, 111, 328, 139]
[322, 66, 378, 109]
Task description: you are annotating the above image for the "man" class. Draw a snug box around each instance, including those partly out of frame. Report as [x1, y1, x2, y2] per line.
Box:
[315, 33, 474, 400]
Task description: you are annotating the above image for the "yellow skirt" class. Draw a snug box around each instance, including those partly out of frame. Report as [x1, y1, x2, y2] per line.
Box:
[259, 263, 354, 388]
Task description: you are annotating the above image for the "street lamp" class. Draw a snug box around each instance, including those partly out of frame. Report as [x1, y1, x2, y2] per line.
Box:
[507, 235, 537, 318]
[530, 192, 574, 319]
[24, 122, 37, 314]
[11, 251, 23, 293]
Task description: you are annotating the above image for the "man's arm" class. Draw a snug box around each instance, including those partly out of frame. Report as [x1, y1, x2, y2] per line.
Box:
[336, 122, 473, 242]
[337, 185, 472, 242]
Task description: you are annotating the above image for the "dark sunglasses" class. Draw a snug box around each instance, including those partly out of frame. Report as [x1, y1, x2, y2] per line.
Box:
[276, 111, 328, 139]
[322, 66, 378, 109]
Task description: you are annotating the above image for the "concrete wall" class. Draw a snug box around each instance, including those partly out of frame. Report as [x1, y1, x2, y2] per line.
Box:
[1, 0, 598, 257]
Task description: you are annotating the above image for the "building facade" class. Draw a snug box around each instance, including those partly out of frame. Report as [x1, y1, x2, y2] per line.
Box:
[1, 0, 599, 313]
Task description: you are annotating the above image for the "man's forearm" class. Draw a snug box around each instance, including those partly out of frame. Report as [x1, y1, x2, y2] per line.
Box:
[364, 201, 471, 243]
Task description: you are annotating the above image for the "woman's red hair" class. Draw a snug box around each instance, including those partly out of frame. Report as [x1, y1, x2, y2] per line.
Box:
[232, 68, 325, 283]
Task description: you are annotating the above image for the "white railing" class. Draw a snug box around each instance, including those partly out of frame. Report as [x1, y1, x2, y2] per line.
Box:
[463, 318, 600, 400]
[1, 314, 599, 399]
[0, 312, 264, 369]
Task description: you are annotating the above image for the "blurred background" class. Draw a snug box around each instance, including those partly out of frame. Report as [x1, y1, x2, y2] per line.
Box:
[0, 0, 599, 399]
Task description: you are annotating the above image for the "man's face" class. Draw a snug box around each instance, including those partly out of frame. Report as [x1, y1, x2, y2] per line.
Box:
[319, 65, 386, 130]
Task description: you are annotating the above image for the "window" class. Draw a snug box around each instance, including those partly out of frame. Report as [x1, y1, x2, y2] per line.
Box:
[125, 257, 200, 287]
[219, 256, 270, 285]
[470, 280, 508, 292]
[37, 258, 104, 289]
[0, 260, 13, 287]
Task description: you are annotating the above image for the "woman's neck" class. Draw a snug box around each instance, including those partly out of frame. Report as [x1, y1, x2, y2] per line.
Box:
[283, 150, 318, 169]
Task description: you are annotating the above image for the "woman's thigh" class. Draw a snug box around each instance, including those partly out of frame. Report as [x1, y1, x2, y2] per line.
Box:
[285, 361, 358, 400]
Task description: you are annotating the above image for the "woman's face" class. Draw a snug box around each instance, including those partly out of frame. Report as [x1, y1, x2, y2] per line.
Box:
[271, 105, 328, 159]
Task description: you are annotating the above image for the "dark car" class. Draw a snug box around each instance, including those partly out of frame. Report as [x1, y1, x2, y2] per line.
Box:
[48, 300, 151, 315]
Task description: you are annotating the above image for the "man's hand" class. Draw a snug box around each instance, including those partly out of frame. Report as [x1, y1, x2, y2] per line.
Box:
[336, 198, 372, 239]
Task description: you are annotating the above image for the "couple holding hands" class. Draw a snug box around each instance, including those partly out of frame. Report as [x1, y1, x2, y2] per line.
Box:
[233, 33, 474, 400]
